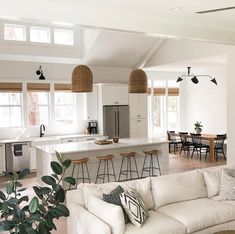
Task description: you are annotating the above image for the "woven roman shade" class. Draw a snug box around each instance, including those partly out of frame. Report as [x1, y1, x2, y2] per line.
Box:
[147, 88, 179, 96]
[27, 83, 50, 92]
[128, 69, 147, 93]
[54, 83, 71, 92]
[72, 65, 93, 92]
[0, 83, 22, 92]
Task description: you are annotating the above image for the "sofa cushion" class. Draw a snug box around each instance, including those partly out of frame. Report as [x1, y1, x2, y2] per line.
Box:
[87, 195, 125, 234]
[124, 211, 187, 234]
[151, 170, 207, 209]
[158, 198, 235, 233]
[83, 177, 154, 210]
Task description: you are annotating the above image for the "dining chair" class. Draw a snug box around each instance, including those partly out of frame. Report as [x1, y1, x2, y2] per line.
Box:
[214, 134, 227, 161]
[190, 133, 209, 160]
[167, 131, 182, 154]
[179, 132, 194, 157]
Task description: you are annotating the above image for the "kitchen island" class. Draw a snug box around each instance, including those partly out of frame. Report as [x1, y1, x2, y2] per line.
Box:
[36, 137, 169, 188]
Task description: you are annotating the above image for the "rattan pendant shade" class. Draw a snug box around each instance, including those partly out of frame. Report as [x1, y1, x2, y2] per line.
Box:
[128, 69, 147, 93]
[72, 65, 93, 92]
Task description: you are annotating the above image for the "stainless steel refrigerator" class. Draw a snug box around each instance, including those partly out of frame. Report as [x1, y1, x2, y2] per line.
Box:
[103, 105, 130, 138]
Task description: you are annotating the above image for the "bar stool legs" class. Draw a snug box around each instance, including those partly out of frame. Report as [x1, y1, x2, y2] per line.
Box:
[95, 155, 117, 184]
[118, 152, 139, 181]
[69, 158, 91, 190]
[141, 150, 161, 177]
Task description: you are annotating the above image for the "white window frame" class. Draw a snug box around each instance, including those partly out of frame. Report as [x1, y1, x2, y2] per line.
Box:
[54, 29, 74, 46]
[4, 24, 26, 41]
[30, 26, 51, 43]
[0, 92, 23, 128]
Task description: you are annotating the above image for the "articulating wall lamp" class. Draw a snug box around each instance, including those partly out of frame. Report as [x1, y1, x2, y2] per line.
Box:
[176, 67, 217, 85]
[36, 65, 46, 80]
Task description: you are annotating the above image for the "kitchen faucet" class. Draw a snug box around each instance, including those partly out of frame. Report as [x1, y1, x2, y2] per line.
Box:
[40, 124, 45, 138]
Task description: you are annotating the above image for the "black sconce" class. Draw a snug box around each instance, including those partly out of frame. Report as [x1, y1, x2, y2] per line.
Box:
[36, 66, 45, 80]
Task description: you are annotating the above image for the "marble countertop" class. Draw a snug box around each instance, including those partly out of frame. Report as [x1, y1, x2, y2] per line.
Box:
[36, 137, 169, 154]
[0, 134, 102, 144]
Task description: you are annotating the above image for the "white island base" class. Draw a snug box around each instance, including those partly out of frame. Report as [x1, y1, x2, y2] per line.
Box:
[36, 137, 169, 189]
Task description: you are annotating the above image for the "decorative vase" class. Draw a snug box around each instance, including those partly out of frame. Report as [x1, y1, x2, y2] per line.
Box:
[195, 128, 202, 134]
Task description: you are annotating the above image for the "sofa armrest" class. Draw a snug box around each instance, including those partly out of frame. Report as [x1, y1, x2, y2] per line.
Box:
[67, 203, 111, 234]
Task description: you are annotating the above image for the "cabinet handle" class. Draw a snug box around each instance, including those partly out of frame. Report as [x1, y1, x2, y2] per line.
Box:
[137, 120, 141, 122]
[67, 140, 73, 142]
[137, 115, 141, 117]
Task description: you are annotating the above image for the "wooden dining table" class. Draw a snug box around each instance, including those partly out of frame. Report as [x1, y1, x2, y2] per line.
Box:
[176, 134, 217, 162]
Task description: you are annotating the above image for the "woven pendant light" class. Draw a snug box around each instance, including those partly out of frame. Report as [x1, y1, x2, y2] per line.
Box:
[128, 69, 147, 93]
[72, 65, 93, 92]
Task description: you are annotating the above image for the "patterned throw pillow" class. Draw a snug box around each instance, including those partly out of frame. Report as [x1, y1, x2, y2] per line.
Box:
[103, 185, 130, 224]
[120, 189, 149, 227]
[218, 168, 235, 201]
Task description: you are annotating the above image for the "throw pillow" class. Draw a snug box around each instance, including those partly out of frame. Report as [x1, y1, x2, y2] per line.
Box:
[120, 189, 149, 227]
[218, 168, 235, 201]
[103, 185, 130, 224]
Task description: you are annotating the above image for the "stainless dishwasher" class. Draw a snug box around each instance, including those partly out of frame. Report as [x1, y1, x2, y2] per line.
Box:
[5, 142, 30, 173]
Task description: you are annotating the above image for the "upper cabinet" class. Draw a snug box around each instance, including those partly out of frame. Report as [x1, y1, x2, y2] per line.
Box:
[129, 94, 148, 119]
[102, 85, 128, 105]
[84, 85, 98, 120]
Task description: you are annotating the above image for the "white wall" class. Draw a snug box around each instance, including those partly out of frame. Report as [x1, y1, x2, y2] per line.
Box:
[179, 66, 227, 134]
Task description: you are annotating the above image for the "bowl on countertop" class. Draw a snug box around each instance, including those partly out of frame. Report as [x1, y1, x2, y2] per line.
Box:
[113, 137, 119, 143]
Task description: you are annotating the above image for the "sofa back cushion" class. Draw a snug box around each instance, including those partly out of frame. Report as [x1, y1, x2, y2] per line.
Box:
[151, 169, 207, 209]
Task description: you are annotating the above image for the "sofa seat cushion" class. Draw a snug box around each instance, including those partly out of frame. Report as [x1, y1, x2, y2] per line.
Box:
[124, 211, 187, 234]
[151, 169, 207, 209]
[158, 198, 235, 233]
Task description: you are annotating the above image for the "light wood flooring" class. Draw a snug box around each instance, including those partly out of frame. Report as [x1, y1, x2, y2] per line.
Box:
[0, 153, 226, 234]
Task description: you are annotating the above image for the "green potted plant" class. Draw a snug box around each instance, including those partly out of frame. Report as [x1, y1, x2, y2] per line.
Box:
[0, 151, 75, 234]
[194, 121, 203, 134]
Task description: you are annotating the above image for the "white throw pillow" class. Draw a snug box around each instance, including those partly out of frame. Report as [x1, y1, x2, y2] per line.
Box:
[202, 167, 222, 198]
[87, 195, 125, 234]
[218, 168, 235, 201]
[120, 189, 149, 228]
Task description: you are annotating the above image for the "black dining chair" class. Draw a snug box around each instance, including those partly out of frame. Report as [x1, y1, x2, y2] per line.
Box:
[190, 133, 209, 160]
[167, 131, 182, 154]
[214, 134, 227, 161]
[179, 132, 194, 157]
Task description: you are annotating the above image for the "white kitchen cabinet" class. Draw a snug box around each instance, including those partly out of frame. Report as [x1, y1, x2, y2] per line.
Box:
[129, 94, 148, 119]
[130, 118, 148, 138]
[62, 138, 78, 143]
[102, 85, 128, 105]
[0, 144, 5, 173]
[84, 85, 98, 120]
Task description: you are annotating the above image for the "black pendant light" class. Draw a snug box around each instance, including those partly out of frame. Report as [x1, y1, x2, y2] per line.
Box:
[36, 65, 45, 80]
[176, 67, 217, 85]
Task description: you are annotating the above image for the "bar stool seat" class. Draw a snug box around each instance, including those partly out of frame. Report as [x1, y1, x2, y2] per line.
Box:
[141, 150, 161, 178]
[95, 154, 116, 183]
[118, 152, 139, 181]
[69, 157, 91, 190]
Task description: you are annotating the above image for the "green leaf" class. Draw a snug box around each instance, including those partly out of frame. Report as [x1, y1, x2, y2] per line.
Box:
[63, 176, 76, 185]
[38, 222, 50, 234]
[62, 159, 71, 169]
[54, 204, 70, 217]
[51, 174, 59, 180]
[41, 176, 56, 186]
[0, 220, 16, 231]
[0, 191, 6, 201]
[29, 197, 39, 213]
[51, 161, 63, 175]
[55, 151, 62, 164]
[6, 181, 14, 194]
[55, 187, 65, 203]
[33, 186, 43, 199]
[18, 196, 29, 204]
[39, 187, 51, 195]
[14, 205, 24, 219]
[18, 168, 30, 180]
[8, 197, 18, 205]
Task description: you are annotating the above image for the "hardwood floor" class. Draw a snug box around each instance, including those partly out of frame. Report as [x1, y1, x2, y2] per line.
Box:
[0, 153, 226, 234]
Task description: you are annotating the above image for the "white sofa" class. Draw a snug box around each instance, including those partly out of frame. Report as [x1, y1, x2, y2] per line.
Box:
[67, 165, 235, 234]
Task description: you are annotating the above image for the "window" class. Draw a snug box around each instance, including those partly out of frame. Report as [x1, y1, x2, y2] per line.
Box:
[28, 92, 50, 126]
[54, 29, 74, 45]
[30, 27, 51, 43]
[55, 92, 76, 125]
[168, 96, 179, 130]
[0, 93, 22, 127]
[4, 24, 26, 41]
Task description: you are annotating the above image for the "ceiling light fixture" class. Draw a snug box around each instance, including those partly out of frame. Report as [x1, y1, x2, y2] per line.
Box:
[52, 21, 74, 27]
[128, 69, 148, 93]
[171, 7, 182, 12]
[36, 65, 46, 80]
[176, 67, 217, 85]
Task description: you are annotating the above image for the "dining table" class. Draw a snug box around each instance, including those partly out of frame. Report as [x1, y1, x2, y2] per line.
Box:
[176, 133, 217, 162]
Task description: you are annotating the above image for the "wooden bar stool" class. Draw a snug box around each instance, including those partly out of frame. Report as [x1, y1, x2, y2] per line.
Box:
[118, 152, 139, 181]
[69, 158, 91, 190]
[141, 150, 161, 177]
[95, 154, 116, 183]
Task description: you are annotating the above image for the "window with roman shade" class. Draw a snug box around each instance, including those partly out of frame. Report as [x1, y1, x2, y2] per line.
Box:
[0, 83, 23, 127]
